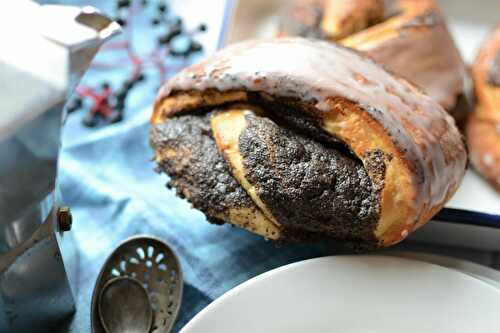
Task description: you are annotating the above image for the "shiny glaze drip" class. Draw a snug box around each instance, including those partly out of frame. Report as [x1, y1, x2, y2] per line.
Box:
[157, 38, 466, 222]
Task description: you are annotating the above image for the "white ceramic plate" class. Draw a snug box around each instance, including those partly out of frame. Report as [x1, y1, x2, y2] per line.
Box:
[388, 252, 500, 290]
[181, 256, 500, 333]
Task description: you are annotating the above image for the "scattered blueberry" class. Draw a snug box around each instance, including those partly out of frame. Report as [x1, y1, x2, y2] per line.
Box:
[198, 23, 207, 32]
[117, 0, 131, 9]
[66, 97, 83, 113]
[115, 17, 127, 26]
[158, 3, 168, 13]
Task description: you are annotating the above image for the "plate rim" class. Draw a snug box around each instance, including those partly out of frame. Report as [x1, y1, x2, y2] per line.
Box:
[180, 254, 500, 332]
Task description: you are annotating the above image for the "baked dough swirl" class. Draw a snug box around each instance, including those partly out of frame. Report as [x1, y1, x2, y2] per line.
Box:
[277, 0, 468, 119]
[151, 38, 466, 247]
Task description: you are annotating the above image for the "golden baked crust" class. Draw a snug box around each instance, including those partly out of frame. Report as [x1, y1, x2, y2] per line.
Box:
[278, 0, 467, 112]
[466, 26, 500, 192]
[152, 38, 466, 246]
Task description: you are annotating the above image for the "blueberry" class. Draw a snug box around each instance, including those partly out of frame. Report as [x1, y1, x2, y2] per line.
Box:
[83, 113, 98, 127]
[171, 17, 182, 29]
[116, 18, 127, 27]
[67, 97, 82, 113]
[136, 73, 146, 82]
[168, 48, 184, 57]
[189, 41, 203, 53]
[115, 88, 128, 100]
[158, 35, 169, 45]
[158, 27, 182, 45]
[109, 112, 123, 124]
[117, 0, 131, 8]
[123, 80, 135, 90]
[198, 23, 207, 32]
[158, 3, 168, 13]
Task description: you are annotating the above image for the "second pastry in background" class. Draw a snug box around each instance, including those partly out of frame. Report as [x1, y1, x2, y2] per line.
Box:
[278, 0, 470, 123]
[467, 25, 500, 192]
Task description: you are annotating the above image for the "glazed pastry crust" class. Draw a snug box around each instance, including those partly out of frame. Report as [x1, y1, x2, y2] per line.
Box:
[466, 26, 500, 192]
[152, 38, 466, 246]
[278, 0, 466, 112]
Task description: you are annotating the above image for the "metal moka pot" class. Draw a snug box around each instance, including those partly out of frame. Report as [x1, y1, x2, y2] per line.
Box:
[0, 1, 120, 332]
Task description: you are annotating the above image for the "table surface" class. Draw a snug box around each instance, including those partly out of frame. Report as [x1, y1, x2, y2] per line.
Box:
[30, 1, 500, 332]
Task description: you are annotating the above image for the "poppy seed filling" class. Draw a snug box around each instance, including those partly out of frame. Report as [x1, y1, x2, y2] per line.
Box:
[151, 101, 381, 242]
[238, 111, 378, 239]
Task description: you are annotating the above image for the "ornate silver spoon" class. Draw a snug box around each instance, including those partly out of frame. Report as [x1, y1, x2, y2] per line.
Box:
[92, 236, 183, 333]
